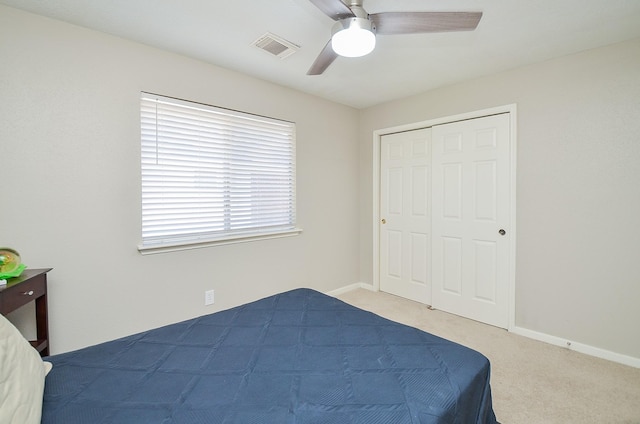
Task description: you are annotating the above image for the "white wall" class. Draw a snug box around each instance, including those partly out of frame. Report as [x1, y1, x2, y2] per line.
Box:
[0, 6, 360, 354]
[358, 37, 640, 360]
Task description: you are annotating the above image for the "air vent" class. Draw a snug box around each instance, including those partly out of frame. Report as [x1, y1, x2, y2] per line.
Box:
[253, 32, 300, 59]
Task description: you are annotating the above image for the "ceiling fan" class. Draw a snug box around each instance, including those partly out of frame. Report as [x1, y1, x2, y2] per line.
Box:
[307, 0, 482, 75]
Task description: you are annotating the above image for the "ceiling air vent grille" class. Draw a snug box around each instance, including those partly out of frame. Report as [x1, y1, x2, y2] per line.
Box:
[253, 33, 299, 59]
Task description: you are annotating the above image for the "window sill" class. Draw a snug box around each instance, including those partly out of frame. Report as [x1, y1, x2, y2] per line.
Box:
[138, 228, 303, 255]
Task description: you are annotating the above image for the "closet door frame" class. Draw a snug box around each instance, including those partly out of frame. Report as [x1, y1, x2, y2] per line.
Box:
[372, 104, 517, 331]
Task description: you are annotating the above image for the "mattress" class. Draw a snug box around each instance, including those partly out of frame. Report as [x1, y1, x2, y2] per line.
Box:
[42, 288, 497, 423]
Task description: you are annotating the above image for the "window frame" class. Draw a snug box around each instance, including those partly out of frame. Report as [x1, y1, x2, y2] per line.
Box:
[138, 93, 301, 254]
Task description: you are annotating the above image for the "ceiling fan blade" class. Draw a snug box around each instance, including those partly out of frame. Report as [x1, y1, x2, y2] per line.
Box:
[370, 11, 482, 35]
[308, 0, 355, 20]
[307, 40, 339, 75]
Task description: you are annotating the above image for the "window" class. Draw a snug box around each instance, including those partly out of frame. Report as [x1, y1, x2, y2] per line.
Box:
[139, 93, 299, 253]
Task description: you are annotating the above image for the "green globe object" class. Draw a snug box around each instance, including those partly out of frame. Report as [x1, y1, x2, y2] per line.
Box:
[0, 248, 26, 278]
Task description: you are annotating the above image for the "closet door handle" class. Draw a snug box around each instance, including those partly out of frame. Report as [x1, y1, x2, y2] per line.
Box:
[498, 229, 506, 236]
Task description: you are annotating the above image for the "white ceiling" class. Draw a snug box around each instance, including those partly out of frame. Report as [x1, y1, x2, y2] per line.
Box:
[3, 0, 640, 109]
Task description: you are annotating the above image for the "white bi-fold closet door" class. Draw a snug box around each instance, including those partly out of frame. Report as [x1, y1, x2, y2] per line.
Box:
[379, 113, 511, 328]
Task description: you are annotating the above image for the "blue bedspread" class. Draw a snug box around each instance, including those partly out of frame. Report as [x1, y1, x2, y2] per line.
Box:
[43, 289, 497, 423]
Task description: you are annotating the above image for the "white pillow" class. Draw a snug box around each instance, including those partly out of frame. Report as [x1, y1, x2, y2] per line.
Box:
[0, 314, 48, 424]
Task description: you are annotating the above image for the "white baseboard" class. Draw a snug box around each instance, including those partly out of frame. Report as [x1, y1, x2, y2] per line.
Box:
[325, 282, 375, 297]
[325, 283, 640, 369]
[510, 326, 640, 369]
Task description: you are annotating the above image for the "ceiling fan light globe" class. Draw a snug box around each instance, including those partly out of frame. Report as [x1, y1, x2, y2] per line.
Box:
[331, 18, 376, 58]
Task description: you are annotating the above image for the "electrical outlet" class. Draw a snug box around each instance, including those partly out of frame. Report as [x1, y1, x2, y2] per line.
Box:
[205, 289, 215, 306]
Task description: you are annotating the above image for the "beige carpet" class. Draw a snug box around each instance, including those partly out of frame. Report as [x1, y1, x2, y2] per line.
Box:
[336, 289, 640, 424]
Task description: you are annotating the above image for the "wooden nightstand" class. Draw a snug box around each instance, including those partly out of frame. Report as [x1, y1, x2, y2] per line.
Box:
[0, 268, 52, 356]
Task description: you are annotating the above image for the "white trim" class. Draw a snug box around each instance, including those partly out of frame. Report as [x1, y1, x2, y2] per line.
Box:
[511, 326, 640, 369]
[325, 282, 375, 297]
[507, 105, 518, 332]
[138, 228, 303, 255]
[372, 104, 518, 329]
[372, 104, 517, 137]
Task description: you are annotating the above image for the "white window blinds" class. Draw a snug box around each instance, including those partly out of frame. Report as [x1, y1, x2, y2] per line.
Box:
[140, 93, 298, 252]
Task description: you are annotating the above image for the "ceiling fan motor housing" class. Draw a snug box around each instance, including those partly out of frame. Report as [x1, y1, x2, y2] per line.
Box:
[331, 17, 376, 57]
[331, 17, 376, 37]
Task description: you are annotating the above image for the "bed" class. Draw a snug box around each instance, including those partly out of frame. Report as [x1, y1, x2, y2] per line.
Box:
[4, 288, 498, 423]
